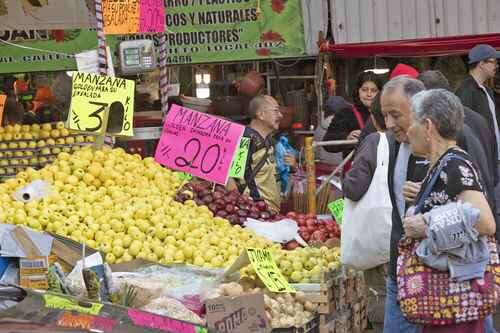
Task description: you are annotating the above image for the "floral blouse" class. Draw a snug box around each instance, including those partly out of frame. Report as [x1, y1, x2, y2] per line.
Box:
[418, 147, 483, 214]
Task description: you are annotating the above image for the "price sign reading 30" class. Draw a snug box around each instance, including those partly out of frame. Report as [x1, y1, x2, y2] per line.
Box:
[155, 105, 245, 185]
[68, 72, 135, 136]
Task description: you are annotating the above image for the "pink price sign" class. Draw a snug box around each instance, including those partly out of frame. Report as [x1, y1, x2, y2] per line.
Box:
[139, 0, 165, 33]
[155, 105, 245, 185]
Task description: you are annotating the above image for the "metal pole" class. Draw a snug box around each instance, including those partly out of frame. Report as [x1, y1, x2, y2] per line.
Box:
[313, 139, 358, 147]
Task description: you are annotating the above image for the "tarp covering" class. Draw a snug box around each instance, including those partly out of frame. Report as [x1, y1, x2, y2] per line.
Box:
[320, 33, 500, 58]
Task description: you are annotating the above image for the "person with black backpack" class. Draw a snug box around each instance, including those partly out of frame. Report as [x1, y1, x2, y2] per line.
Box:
[232, 95, 296, 213]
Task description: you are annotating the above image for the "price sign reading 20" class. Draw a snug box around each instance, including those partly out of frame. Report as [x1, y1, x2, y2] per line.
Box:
[155, 105, 245, 185]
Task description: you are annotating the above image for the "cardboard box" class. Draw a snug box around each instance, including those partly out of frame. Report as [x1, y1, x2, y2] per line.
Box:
[19, 256, 49, 290]
[206, 293, 270, 333]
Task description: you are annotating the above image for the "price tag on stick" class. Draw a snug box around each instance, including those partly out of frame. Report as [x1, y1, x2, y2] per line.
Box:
[154, 105, 245, 185]
[229, 137, 250, 179]
[247, 248, 295, 293]
[328, 198, 344, 224]
[68, 72, 135, 136]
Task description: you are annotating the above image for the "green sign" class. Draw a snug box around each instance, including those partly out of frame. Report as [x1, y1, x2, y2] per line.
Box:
[0, 1, 305, 73]
[229, 137, 250, 179]
[328, 198, 344, 225]
[0, 29, 98, 73]
[159, 0, 306, 64]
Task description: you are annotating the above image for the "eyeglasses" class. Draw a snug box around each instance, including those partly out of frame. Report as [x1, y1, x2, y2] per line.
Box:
[360, 87, 379, 94]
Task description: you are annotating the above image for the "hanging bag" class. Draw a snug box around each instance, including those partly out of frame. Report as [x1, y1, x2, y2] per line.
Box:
[397, 152, 500, 325]
[341, 133, 393, 270]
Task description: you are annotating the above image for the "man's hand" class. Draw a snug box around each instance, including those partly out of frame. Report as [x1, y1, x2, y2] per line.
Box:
[284, 154, 297, 170]
[403, 214, 427, 239]
[347, 130, 361, 140]
[403, 181, 421, 204]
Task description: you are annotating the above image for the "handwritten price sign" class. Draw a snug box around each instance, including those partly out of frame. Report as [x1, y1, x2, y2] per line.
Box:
[229, 137, 250, 179]
[247, 248, 295, 293]
[68, 72, 135, 136]
[103, 0, 165, 34]
[155, 105, 244, 185]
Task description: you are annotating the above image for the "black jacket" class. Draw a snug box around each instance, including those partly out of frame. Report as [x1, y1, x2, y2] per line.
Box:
[458, 124, 496, 210]
[463, 106, 498, 186]
[323, 104, 370, 154]
[456, 75, 499, 160]
[387, 135, 429, 278]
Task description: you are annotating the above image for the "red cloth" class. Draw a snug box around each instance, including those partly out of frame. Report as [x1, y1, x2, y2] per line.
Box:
[422, 321, 484, 333]
[390, 64, 419, 79]
[320, 33, 500, 58]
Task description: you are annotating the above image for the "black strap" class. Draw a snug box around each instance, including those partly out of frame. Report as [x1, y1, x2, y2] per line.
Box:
[414, 152, 478, 214]
[236, 144, 270, 199]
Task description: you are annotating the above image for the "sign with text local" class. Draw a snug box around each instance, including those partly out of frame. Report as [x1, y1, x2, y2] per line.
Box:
[68, 72, 135, 136]
[155, 105, 244, 185]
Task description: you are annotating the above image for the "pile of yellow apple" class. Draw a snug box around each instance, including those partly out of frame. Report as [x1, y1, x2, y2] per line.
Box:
[0, 147, 340, 282]
[0, 122, 96, 176]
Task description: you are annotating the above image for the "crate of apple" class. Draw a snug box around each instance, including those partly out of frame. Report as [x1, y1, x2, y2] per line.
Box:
[175, 181, 276, 226]
[281, 212, 341, 249]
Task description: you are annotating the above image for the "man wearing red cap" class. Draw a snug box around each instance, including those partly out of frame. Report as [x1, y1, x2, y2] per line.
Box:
[389, 63, 419, 80]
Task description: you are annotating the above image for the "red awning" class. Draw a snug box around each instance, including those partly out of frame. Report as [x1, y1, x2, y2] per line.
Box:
[320, 33, 500, 58]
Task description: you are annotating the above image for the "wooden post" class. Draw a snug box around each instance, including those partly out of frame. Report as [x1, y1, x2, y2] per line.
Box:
[304, 136, 316, 215]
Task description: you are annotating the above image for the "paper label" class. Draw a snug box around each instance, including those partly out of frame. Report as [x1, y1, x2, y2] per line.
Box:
[139, 0, 165, 33]
[44, 294, 103, 315]
[177, 172, 193, 182]
[68, 72, 135, 136]
[246, 248, 295, 293]
[56, 311, 116, 332]
[128, 309, 207, 333]
[229, 137, 250, 179]
[103, 0, 140, 35]
[328, 198, 344, 224]
[155, 105, 244, 185]
[103, 0, 165, 34]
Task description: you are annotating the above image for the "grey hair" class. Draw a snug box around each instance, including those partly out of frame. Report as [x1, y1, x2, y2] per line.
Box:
[248, 95, 269, 119]
[411, 89, 464, 140]
[382, 76, 425, 101]
[417, 70, 451, 91]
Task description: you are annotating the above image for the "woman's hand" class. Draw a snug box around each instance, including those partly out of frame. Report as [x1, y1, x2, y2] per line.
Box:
[403, 214, 427, 239]
[347, 130, 361, 140]
[284, 154, 297, 170]
[403, 181, 422, 204]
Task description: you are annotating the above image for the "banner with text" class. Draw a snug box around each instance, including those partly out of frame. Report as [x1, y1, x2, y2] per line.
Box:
[0, 0, 306, 73]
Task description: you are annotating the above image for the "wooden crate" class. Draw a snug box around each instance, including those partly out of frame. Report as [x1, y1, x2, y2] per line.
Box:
[272, 316, 320, 333]
[292, 279, 335, 314]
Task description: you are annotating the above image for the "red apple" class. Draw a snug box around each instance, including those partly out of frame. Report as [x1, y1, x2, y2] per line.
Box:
[285, 240, 299, 250]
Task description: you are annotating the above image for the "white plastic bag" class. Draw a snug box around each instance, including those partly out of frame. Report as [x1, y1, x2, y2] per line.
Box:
[12, 180, 53, 203]
[244, 218, 307, 246]
[341, 133, 392, 270]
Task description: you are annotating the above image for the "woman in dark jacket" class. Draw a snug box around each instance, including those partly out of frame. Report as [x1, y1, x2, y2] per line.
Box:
[323, 71, 383, 155]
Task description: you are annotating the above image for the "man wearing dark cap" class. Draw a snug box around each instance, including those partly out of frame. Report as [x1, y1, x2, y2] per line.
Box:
[457, 44, 500, 223]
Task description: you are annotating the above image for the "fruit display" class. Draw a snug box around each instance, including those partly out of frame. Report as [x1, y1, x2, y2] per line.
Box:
[0, 122, 96, 178]
[273, 246, 340, 283]
[0, 147, 341, 283]
[211, 278, 317, 329]
[0, 147, 274, 267]
[283, 212, 341, 246]
[175, 181, 276, 225]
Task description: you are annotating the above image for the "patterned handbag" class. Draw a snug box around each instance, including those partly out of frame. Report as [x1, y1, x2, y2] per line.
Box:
[397, 153, 500, 325]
